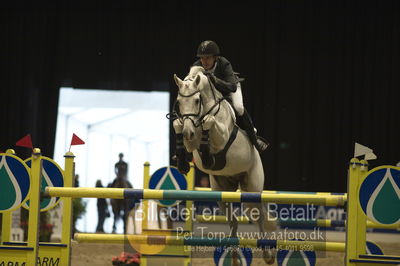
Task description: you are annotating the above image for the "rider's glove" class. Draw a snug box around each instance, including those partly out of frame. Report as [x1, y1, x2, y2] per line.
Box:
[205, 72, 216, 83]
[205, 72, 237, 94]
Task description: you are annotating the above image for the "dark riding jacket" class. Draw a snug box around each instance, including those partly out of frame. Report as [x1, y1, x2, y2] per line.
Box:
[193, 56, 240, 96]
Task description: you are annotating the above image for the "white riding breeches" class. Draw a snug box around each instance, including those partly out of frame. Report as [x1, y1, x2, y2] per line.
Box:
[230, 82, 244, 116]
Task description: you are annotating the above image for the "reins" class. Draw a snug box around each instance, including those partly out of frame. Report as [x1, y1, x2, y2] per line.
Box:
[167, 75, 227, 128]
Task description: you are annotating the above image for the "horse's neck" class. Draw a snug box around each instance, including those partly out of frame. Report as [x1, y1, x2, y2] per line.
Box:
[201, 84, 220, 110]
[204, 84, 232, 121]
[201, 86, 235, 151]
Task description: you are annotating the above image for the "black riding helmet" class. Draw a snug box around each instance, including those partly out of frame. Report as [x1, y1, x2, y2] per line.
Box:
[197, 40, 220, 57]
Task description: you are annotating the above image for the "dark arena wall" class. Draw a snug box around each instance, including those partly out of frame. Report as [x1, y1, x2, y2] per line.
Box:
[1, 1, 399, 193]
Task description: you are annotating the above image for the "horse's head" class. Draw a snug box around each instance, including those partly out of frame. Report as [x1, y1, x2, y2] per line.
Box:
[173, 67, 209, 149]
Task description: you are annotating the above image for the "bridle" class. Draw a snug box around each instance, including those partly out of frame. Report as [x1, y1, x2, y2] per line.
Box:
[168, 76, 227, 128]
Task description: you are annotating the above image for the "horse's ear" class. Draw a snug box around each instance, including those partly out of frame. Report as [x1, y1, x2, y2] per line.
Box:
[194, 74, 201, 87]
[174, 74, 183, 88]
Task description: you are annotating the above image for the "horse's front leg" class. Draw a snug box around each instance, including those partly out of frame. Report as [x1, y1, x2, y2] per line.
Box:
[200, 115, 229, 169]
[173, 119, 190, 174]
[123, 201, 130, 234]
[203, 115, 229, 151]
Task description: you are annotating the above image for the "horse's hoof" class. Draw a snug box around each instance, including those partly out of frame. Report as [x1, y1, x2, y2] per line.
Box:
[230, 249, 240, 266]
[263, 249, 276, 265]
[232, 255, 240, 266]
[177, 160, 190, 174]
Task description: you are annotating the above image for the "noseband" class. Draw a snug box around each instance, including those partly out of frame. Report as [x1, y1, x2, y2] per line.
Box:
[168, 77, 227, 128]
[176, 90, 203, 127]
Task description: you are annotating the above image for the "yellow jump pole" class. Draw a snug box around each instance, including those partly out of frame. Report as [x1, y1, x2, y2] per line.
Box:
[355, 160, 368, 260]
[195, 215, 399, 229]
[345, 158, 368, 266]
[196, 215, 250, 224]
[26, 148, 42, 265]
[141, 162, 150, 266]
[184, 163, 195, 232]
[345, 158, 359, 265]
[194, 186, 348, 197]
[184, 163, 195, 266]
[142, 162, 150, 231]
[45, 188, 346, 206]
[59, 151, 75, 266]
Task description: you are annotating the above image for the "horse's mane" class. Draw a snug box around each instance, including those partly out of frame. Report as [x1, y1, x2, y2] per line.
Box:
[186, 66, 205, 80]
[184, 65, 223, 99]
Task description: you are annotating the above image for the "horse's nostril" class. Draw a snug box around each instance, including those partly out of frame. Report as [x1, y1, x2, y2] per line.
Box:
[183, 130, 194, 140]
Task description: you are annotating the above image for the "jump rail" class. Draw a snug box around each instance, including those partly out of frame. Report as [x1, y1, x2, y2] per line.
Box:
[195, 215, 400, 230]
[44, 187, 346, 206]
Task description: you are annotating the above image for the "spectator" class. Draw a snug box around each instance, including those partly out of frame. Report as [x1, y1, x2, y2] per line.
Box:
[95, 180, 110, 233]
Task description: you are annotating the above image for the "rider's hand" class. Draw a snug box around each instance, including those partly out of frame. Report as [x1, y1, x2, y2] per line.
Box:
[206, 72, 216, 83]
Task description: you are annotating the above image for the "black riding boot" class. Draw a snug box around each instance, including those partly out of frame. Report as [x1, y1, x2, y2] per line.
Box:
[237, 109, 269, 153]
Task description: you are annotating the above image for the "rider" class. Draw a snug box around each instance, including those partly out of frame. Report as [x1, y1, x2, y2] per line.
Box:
[115, 153, 128, 178]
[109, 153, 132, 188]
[192, 40, 268, 153]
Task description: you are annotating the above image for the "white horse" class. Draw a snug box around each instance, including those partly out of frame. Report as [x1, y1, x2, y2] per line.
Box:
[172, 66, 276, 264]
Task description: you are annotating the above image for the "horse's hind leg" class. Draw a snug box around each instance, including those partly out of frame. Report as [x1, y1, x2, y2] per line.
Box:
[210, 175, 242, 266]
[209, 175, 239, 238]
[240, 159, 276, 264]
[241, 200, 275, 264]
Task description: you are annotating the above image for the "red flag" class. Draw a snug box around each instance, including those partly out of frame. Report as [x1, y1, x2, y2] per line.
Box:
[70, 134, 85, 146]
[16, 134, 33, 149]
